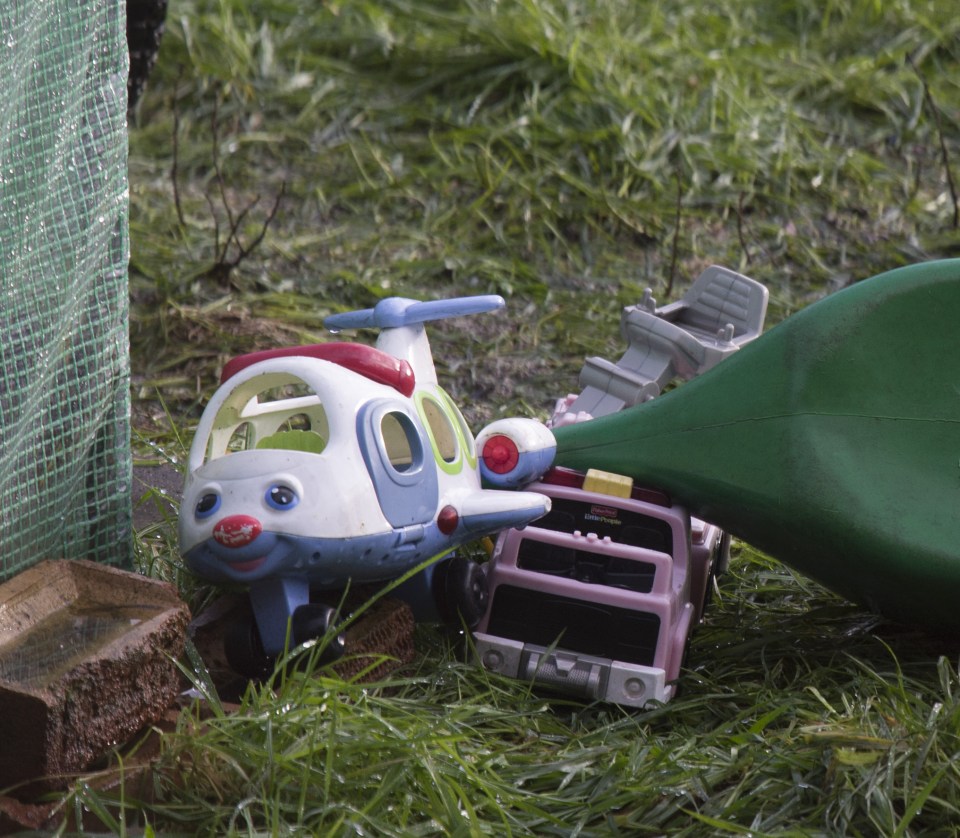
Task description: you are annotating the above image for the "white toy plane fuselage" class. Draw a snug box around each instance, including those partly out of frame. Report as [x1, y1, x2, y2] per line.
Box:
[179, 296, 555, 657]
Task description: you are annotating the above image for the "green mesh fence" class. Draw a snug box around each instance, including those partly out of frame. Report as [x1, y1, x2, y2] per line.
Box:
[0, 0, 131, 581]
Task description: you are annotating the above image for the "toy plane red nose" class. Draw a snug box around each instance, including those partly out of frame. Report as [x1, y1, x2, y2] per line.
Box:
[213, 515, 262, 548]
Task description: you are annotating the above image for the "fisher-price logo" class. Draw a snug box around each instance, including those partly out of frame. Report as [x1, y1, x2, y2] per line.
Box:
[585, 505, 622, 526]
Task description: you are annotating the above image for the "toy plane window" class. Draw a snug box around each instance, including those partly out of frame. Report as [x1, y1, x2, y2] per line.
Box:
[380, 411, 422, 473]
[255, 412, 328, 454]
[421, 397, 458, 464]
[226, 422, 254, 453]
[436, 387, 476, 464]
[278, 412, 312, 432]
[256, 381, 315, 402]
[204, 372, 329, 462]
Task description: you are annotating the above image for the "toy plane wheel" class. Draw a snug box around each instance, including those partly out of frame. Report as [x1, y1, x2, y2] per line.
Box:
[433, 555, 488, 629]
[292, 603, 346, 662]
[225, 605, 345, 680]
[224, 615, 276, 681]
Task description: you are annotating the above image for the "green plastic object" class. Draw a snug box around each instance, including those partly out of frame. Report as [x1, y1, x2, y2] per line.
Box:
[553, 259, 960, 630]
[0, 0, 131, 581]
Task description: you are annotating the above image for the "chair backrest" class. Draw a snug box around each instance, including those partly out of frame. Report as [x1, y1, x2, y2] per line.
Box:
[676, 266, 768, 342]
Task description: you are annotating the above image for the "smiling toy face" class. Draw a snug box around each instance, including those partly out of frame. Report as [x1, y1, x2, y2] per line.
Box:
[180, 446, 399, 585]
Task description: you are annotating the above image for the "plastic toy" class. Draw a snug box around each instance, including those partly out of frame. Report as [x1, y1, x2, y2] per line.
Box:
[556, 265, 768, 421]
[179, 295, 556, 675]
[476, 266, 765, 706]
[553, 259, 960, 632]
[475, 466, 728, 706]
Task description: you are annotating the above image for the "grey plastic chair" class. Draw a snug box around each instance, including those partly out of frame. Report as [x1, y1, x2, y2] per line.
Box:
[563, 266, 768, 419]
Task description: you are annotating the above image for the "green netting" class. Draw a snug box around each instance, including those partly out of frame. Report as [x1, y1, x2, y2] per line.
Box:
[0, 0, 131, 581]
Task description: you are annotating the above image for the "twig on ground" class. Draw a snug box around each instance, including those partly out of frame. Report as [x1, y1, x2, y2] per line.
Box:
[737, 191, 752, 265]
[909, 55, 959, 229]
[205, 97, 287, 287]
[667, 170, 682, 297]
[171, 67, 186, 228]
[168, 86, 287, 287]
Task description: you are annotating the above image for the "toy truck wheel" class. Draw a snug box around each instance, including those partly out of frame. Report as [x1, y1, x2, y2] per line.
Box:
[715, 531, 732, 577]
[432, 555, 488, 629]
[701, 531, 732, 615]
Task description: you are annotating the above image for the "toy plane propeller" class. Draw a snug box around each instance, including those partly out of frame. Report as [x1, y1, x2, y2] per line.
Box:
[553, 259, 960, 632]
[179, 295, 555, 675]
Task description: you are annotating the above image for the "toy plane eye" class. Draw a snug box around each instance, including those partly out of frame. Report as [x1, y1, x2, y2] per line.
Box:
[195, 492, 221, 519]
[266, 484, 299, 511]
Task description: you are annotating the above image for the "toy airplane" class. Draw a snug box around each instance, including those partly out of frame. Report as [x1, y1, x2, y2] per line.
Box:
[179, 295, 555, 675]
[553, 259, 960, 632]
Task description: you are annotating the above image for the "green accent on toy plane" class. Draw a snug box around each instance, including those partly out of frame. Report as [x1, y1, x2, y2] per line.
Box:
[256, 430, 327, 454]
[553, 259, 960, 631]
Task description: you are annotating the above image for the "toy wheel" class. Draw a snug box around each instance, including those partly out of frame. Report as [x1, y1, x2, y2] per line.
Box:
[433, 555, 488, 629]
[701, 532, 733, 616]
[714, 532, 733, 577]
[292, 604, 346, 663]
[224, 615, 276, 681]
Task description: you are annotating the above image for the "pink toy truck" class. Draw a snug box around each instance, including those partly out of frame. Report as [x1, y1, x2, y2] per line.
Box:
[474, 466, 728, 706]
[473, 266, 768, 706]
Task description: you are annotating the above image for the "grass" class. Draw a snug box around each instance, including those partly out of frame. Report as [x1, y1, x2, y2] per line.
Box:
[130, 0, 960, 422]
[140, 620, 960, 836]
[95, 0, 960, 834]
[46, 550, 960, 836]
